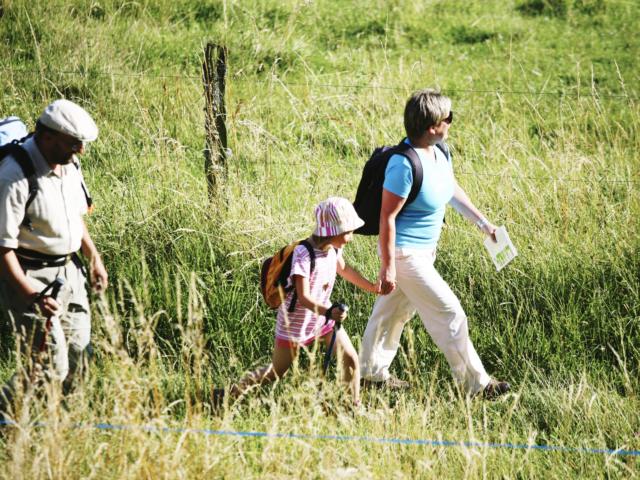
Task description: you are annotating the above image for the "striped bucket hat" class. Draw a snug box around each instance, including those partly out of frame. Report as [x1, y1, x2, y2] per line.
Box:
[313, 197, 364, 237]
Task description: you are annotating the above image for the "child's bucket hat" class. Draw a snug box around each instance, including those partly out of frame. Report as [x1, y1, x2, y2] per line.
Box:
[314, 197, 364, 237]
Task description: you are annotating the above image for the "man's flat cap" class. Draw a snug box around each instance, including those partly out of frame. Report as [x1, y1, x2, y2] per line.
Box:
[39, 99, 98, 142]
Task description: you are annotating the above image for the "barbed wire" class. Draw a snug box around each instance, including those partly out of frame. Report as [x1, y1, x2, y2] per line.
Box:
[89, 148, 637, 185]
[252, 81, 638, 100]
[455, 170, 637, 185]
[4, 69, 638, 186]
[4, 67, 202, 81]
[3, 67, 637, 101]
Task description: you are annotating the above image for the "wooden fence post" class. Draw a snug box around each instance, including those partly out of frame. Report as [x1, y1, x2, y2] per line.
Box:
[202, 43, 228, 199]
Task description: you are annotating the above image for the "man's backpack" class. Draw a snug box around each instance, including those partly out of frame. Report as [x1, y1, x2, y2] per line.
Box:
[260, 240, 315, 311]
[0, 116, 28, 146]
[353, 139, 451, 235]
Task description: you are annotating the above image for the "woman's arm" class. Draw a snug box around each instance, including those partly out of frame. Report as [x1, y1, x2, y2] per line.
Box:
[378, 188, 406, 294]
[449, 181, 497, 241]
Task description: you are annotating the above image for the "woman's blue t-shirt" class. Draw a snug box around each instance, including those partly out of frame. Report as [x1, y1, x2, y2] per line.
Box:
[383, 145, 454, 248]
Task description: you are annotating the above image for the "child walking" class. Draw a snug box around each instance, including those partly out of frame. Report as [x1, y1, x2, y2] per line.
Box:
[221, 197, 379, 406]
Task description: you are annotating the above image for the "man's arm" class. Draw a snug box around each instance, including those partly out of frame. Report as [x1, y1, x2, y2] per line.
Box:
[80, 220, 108, 292]
[0, 246, 59, 316]
[449, 181, 497, 241]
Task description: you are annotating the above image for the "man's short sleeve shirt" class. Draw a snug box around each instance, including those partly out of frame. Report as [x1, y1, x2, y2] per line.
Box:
[0, 137, 88, 255]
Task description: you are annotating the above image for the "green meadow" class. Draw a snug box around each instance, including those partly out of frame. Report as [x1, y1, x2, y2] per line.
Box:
[0, 0, 638, 477]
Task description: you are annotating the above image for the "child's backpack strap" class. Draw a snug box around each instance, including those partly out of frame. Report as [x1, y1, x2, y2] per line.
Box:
[0, 141, 39, 231]
[286, 240, 315, 313]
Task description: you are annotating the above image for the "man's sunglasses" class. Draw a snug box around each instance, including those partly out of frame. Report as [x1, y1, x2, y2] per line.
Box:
[443, 111, 454, 124]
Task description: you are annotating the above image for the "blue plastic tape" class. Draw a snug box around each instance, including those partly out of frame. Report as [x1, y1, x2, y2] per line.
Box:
[1, 419, 638, 457]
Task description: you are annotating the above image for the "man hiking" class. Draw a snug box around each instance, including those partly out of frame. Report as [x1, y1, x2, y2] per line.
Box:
[0, 99, 108, 418]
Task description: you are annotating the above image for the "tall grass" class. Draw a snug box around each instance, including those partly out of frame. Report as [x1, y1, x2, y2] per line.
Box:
[1, 0, 639, 477]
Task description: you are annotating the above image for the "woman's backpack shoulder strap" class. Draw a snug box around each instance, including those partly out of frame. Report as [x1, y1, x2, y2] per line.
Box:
[435, 142, 452, 162]
[394, 140, 423, 205]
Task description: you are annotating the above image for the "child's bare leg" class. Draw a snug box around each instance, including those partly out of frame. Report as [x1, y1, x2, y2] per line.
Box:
[230, 344, 298, 397]
[325, 329, 360, 405]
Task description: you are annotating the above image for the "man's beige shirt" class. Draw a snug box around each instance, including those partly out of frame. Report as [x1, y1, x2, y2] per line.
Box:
[0, 137, 88, 255]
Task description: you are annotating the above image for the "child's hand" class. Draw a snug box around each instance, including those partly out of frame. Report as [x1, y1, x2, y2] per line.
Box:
[334, 306, 348, 321]
[326, 303, 349, 322]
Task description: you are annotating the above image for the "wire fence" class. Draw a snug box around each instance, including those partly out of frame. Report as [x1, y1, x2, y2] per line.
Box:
[89, 148, 638, 186]
[3, 67, 638, 187]
[4, 67, 638, 100]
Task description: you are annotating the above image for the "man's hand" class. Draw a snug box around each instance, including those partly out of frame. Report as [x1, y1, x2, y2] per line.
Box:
[90, 255, 108, 293]
[80, 221, 108, 292]
[32, 294, 60, 318]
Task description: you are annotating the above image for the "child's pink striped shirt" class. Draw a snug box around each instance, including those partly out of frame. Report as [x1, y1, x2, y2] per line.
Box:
[274, 244, 341, 344]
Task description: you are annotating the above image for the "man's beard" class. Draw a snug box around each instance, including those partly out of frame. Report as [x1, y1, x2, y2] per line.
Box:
[52, 154, 74, 165]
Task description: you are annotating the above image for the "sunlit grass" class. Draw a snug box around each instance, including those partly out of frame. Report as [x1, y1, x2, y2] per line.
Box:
[1, 0, 639, 477]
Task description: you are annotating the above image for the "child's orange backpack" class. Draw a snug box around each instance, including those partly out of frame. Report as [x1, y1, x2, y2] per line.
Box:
[260, 240, 315, 311]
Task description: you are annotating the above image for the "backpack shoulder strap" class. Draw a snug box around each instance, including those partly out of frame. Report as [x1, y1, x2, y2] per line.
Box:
[435, 142, 452, 162]
[73, 161, 94, 212]
[1, 142, 38, 231]
[393, 140, 423, 205]
[287, 240, 316, 313]
[299, 239, 316, 274]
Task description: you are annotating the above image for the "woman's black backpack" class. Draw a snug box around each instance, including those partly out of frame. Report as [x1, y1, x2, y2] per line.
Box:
[352, 139, 450, 235]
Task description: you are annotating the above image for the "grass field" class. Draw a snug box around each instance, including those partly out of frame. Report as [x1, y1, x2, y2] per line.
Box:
[1, 0, 639, 477]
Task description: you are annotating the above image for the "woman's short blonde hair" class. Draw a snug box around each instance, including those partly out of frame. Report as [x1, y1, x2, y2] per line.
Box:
[403, 89, 452, 142]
